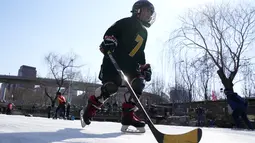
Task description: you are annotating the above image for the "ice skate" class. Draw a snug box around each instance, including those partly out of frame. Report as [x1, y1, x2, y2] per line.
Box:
[121, 125, 145, 133]
[80, 95, 102, 128]
[120, 102, 146, 133]
[80, 109, 86, 128]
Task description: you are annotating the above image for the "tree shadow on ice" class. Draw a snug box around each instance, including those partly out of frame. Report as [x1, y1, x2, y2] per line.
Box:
[0, 128, 124, 143]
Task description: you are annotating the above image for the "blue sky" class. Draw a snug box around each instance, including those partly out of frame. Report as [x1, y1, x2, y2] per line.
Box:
[0, 0, 218, 76]
[1, 0, 249, 94]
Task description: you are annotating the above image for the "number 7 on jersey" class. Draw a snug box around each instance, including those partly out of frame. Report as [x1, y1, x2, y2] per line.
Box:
[129, 34, 143, 57]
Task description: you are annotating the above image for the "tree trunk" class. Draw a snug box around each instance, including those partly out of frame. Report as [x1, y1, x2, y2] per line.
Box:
[204, 92, 208, 101]
[217, 68, 234, 91]
[188, 90, 192, 103]
[204, 85, 208, 101]
[51, 100, 55, 108]
[51, 96, 59, 108]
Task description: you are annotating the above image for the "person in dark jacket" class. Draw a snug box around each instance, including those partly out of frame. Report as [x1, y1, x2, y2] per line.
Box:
[66, 103, 70, 119]
[47, 105, 52, 118]
[196, 106, 205, 126]
[224, 88, 254, 130]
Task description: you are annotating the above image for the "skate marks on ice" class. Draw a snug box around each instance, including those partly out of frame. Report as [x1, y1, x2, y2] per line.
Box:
[0, 115, 124, 143]
[1, 115, 255, 143]
[0, 127, 123, 143]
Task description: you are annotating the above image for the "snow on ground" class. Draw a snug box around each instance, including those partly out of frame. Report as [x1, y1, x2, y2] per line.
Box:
[0, 114, 254, 143]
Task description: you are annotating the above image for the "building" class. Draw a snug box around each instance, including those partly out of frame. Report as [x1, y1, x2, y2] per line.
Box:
[17, 65, 37, 89]
[18, 65, 37, 78]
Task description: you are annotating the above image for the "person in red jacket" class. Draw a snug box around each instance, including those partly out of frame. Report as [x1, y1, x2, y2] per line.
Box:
[6, 102, 14, 115]
[54, 92, 66, 119]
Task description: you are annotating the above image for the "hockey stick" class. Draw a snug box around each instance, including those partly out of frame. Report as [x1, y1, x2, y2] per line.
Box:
[107, 51, 202, 143]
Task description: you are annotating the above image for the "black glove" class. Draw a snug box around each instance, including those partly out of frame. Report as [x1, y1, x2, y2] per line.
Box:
[140, 64, 152, 81]
[99, 35, 117, 55]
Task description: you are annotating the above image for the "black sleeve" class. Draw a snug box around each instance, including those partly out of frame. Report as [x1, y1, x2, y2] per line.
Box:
[138, 52, 146, 65]
[103, 19, 126, 40]
[228, 93, 244, 104]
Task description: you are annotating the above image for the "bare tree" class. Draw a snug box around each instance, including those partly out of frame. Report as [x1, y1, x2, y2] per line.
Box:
[251, 68, 255, 95]
[169, 3, 255, 91]
[10, 86, 39, 105]
[75, 70, 100, 103]
[168, 84, 189, 103]
[179, 58, 197, 102]
[44, 52, 82, 107]
[194, 52, 215, 100]
[147, 75, 171, 103]
[149, 75, 165, 96]
[241, 61, 255, 97]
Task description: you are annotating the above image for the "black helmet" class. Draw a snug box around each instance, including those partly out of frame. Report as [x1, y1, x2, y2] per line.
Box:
[131, 0, 156, 27]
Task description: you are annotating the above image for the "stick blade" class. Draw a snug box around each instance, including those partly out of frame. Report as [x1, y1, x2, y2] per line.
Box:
[162, 128, 202, 143]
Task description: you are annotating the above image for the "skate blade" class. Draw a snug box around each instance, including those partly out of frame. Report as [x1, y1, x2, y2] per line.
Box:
[80, 110, 86, 128]
[121, 125, 145, 133]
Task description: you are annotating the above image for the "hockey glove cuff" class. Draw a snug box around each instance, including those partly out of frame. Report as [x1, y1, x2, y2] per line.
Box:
[99, 35, 117, 55]
[140, 64, 152, 82]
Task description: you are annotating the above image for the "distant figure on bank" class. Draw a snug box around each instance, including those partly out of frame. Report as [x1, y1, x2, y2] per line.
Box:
[6, 102, 14, 115]
[54, 92, 66, 119]
[66, 103, 71, 119]
[196, 106, 205, 126]
[47, 105, 52, 118]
